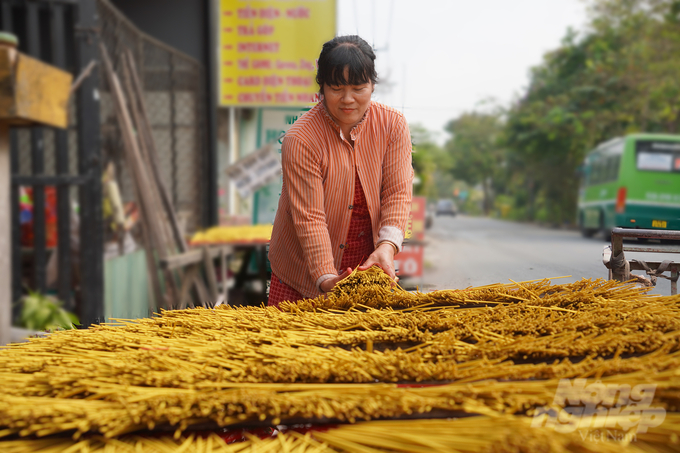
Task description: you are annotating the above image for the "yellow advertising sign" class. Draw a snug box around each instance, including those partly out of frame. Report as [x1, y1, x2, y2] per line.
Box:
[219, 0, 336, 107]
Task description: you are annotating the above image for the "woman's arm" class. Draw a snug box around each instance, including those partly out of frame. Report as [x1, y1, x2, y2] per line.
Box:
[378, 114, 414, 244]
[359, 114, 413, 279]
[281, 136, 338, 289]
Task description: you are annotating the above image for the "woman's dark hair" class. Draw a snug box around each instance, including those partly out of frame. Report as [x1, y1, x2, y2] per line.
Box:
[316, 35, 377, 93]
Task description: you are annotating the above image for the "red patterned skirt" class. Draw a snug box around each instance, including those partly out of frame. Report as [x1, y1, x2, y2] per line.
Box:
[268, 172, 374, 307]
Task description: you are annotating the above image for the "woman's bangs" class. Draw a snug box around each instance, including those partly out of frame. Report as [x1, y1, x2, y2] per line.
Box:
[326, 49, 372, 87]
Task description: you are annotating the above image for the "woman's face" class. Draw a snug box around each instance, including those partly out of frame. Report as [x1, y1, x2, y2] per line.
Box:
[322, 68, 373, 135]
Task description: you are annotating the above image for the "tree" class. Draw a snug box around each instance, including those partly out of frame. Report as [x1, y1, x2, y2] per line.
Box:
[444, 112, 505, 215]
[503, 0, 680, 224]
[410, 124, 449, 200]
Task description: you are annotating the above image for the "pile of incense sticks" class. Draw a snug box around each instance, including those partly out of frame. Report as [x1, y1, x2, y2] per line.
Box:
[1, 269, 679, 451]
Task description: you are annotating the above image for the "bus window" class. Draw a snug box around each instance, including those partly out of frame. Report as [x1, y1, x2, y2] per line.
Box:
[592, 159, 605, 184]
[581, 139, 624, 187]
[582, 162, 592, 186]
[605, 155, 620, 182]
[636, 140, 680, 172]
[590, 160, 599, 185]
[637, 152, 673, 171]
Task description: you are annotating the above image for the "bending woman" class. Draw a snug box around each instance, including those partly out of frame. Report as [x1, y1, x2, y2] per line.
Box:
[267, 35, 413, 307]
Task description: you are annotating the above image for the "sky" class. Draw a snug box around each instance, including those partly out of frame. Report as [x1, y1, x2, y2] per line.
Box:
[336, 0, 590, 144]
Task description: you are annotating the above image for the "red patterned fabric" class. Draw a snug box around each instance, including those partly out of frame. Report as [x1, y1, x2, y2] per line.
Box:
[268, 172, 374, 308]
[339, 172, 374, 270]
[268, 271, 304, 307]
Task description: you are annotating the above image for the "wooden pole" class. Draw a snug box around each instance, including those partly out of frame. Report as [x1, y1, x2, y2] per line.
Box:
[118, 57, 179, 263]
[228, 107, 238, 216]
[99, 43, 177, 309]
[121, 50, 212, 306]
[0, 121, 10, 346]
[0, 34, 17, 345]
[123, 51, 187, 253]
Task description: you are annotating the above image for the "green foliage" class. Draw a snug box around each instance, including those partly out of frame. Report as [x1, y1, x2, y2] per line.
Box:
[414, 0, 680, 222]
[444, 111, 505, 215]
[19, 290, 79, 332]
[460, 187, 485, 216]
[501, 0, 680, 224]
[410, 124, 451, 200]
[493, 194, 514, 219]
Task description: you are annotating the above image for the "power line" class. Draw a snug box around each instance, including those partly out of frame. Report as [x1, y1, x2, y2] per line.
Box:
[353, 0, 359, 35]
[373, 0, 393, 52]
[401, 64, 406, 114]
[385, 0, 394, 51]
[372, 0, 376, 48]
[389, 104, 466, 112]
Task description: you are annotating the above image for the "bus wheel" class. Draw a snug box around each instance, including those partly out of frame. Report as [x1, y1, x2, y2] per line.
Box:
[598, 211, 611, 242]
[580, 227, 597, 238]
[579, 214, 597, 238]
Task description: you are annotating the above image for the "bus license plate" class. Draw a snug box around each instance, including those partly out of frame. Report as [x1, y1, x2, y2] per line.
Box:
[652, 220, 667, 228]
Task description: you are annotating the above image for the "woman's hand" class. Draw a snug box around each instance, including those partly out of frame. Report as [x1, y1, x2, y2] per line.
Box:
[358, 242, 398, 280]
[319, 267, 353, 293]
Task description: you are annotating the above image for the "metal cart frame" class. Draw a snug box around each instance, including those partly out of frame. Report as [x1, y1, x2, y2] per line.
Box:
[603, 227, 680, 295]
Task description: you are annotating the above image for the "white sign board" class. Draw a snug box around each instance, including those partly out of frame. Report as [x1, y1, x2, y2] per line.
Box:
[637, 152, 673, 172]
[253, 107, 309, 224]
[225, 143, 282, 198]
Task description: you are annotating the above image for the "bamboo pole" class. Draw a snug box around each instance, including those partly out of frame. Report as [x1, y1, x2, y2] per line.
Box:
[117, 54, 181, 309]
[98, 43, 176, 309]
[123, 50, 187, 254]
[120, 50, 213, 307]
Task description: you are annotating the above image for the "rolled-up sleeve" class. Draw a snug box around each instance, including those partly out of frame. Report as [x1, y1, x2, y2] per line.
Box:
[378, 114, 414, 252]
[281, 136, 337, 283]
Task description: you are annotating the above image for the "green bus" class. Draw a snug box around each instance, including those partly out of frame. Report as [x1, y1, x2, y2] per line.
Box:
[578, 134, 680, 238]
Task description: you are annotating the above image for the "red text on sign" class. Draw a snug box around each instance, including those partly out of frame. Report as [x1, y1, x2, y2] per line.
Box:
[252, 59, 271, 69]
[237, 7, 257, 19]
[238, 76, 260, 86]
[238, 93, 273, 103]
[299, 59, 315, 71]
[238, 42, 280, 53]
[286, 76, 312, 86]
[258, 25, 274, 35]
[277, 60, 298, 70]
[286, 7, 310, 18]
[259, 7, 280, 19]
[264, 75, 284, 87]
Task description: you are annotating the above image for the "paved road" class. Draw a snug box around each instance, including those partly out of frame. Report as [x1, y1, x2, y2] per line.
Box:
[404, 215, 679, 296]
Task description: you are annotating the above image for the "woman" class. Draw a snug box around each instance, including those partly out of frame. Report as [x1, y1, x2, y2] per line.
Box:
[267, 35, 413, 307]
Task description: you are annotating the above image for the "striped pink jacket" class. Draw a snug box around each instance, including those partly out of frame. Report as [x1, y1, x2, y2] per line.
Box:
[268, 101, 413, 298]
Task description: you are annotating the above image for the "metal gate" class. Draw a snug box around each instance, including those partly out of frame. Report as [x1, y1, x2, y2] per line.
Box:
[1, 0, 103, 326]
[1, 0, 211, 327]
